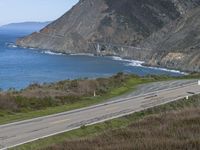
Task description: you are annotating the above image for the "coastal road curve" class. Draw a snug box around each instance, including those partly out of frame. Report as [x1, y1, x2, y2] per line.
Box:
[0, 80, 200, 149]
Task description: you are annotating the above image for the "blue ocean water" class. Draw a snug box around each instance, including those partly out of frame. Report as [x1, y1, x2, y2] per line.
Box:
[0, 29, 184, 90]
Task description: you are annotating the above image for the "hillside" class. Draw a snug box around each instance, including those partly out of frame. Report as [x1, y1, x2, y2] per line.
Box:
[140, 6, 200, 72]
[16, 0, 200, 72]
[1, 21, 51, 31]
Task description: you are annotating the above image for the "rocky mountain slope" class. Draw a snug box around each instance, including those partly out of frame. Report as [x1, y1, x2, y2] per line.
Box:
[16, 0, 200, 72]
[141, 6, 200, 72]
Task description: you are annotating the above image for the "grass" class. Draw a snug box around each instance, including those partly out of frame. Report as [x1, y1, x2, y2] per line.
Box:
[1, 73, 200, 149]
[1, 72, 200, 125]
[12, 94, 200, 150]
[0, 74, 156, 125]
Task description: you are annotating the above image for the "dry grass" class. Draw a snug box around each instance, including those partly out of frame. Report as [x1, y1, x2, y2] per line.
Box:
[0, 73, 131, 112]
[43, 107, 200, 150]
[0, 73, 156, 124]
[20, 73, 130, 98]
[13, 94, 200, 150]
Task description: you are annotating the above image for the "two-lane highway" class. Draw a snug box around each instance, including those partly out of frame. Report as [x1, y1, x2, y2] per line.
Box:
[0, 80, 200, 150]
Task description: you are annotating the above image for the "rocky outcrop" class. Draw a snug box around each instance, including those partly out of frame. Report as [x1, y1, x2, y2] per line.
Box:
[16, 0, 200, 72]
[140, 6, 200, 72]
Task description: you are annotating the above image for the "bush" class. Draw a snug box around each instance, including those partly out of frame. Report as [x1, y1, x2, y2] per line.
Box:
[0, 94, 18, 111]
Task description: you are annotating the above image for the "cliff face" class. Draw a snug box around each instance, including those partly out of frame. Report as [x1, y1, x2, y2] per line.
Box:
[140, 6, 200, 72]
[16, 0, 200, 72]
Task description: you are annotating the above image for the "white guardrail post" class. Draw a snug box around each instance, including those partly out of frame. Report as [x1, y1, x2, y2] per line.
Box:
[198, 80, 200, 86]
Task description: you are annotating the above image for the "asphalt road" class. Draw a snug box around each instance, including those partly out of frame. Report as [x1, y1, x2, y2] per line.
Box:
[0, 80, 200, 150]
[108, 79, 197, 101]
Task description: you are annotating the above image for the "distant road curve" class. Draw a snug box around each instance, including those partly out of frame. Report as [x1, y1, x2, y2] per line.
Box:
[0, 80, 200, 150]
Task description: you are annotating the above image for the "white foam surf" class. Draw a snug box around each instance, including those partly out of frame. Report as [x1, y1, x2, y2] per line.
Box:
[70, 53, 95, 56]
[42, 50, 64, 56]
[110, 56, 187, 75]
[6, 42, 18, 48]
[111, 56, 144, 67]
[146, 66, 187, 75]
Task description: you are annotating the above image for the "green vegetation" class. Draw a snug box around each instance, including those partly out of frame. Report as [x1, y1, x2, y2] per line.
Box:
[0, 73, 163, 125]
[12, 94, 200, 150]
[1, 73, 200, 125]
[0, 73, 198, 149]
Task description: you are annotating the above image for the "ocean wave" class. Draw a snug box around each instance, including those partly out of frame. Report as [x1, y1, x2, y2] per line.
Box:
[6, 42, 18, 48]
[70, 53, 95, 56]
[111, 56, 124, 61]
[111, 56, 144, 67]
[146, 66, 187, 75]
[110, 56, 186, 75]
[126, 61, 145, 67]
[42, 50, 64, 56]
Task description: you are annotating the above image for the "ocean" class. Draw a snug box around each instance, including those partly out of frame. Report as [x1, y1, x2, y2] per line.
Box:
[0, 29, 184, 90]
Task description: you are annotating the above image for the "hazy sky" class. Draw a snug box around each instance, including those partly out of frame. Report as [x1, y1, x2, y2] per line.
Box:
[0, 0, 79, 25]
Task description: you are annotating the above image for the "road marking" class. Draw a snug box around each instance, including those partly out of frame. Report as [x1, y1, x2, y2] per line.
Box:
[144, 94, 157, 99]
[187, 91, 195, 95]
[51, 119, 70, 125]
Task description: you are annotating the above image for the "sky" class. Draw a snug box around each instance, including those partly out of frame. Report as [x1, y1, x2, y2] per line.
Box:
[0, 0, 79, 25]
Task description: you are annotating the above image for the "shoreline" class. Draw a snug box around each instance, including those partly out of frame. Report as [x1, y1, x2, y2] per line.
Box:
[21, 45, 187, 75]
[2, 44, 189, 91]
[39, 49, 188, 75]
[11, 42, 189, 75]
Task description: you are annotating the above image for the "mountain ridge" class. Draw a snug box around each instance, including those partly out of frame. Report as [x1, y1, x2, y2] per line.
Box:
[1, 21, 51, 31]
[16, 0, 200, 72]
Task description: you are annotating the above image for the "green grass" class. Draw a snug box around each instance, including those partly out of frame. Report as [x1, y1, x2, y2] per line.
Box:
[12, 94, 200, 150]
[0, 76, 154, 125]
[1, 73, 200, 149]
[1, 72, 199, 125]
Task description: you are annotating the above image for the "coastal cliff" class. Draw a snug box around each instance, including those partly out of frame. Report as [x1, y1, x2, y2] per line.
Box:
[16, 0, 200, 72]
